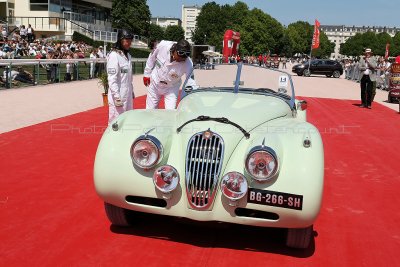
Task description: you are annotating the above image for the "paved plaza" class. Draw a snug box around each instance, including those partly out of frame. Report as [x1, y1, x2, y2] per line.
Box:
[0, 64, 398, 134]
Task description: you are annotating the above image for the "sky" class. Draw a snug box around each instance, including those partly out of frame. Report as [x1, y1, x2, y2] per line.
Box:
[147, 0, 399, 27]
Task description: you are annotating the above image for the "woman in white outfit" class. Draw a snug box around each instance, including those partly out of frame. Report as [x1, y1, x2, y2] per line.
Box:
[107, 29, 134, 124]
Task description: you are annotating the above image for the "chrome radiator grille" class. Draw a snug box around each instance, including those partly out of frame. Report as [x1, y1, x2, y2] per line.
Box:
[185, 131, 224, 210]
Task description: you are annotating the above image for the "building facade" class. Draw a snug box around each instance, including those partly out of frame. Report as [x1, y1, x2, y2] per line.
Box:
[321, 24, 400, 59]
[151, 17, 181, 28]
[181, 4, 201, 44]
[0, 0, 112, 38]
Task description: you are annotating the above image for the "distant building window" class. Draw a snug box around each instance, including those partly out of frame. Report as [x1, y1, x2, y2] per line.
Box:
[30, 0, 48, 11]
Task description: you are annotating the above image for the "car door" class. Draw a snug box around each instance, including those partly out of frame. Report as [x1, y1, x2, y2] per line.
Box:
[325, 60, 337, 75]
[311, 60, 324, 74]
[308, 60, 318, 74]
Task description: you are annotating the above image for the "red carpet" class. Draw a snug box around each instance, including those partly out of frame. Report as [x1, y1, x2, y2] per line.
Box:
[0, 96, 399, 266]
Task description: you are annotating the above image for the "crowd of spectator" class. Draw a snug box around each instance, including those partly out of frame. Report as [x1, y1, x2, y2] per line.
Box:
[343, 56, 393, 91]
[1, 24, 107, 87]
[1, 24, 91, 60]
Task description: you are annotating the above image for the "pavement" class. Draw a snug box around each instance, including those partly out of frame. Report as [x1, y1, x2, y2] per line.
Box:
[0, 63, 398, 134]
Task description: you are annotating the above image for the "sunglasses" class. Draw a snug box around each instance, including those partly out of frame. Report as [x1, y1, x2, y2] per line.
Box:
[177, 50, 191, 57]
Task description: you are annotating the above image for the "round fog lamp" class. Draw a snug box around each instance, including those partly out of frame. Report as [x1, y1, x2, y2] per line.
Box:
[153, 165, 180, 193]
[221, 172, 248, 201]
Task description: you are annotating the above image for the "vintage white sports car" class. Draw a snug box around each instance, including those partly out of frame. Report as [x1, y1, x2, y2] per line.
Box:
[94, 64, 324, 249]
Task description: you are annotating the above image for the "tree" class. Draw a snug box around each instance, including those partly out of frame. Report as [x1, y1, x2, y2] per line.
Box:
[164, 25, 185, 42]
[192, 3, 333, 57]
[112, 0, 150, 37]
[149, 23, 165, 44]
[392, 32, 400, 56]
[340, 33, 364, 56]
[340, 31, 393, 57]
[192, 2, 227, 50]
[375, 32, 392, 56]
[193, 2, 285, 55]
[287, 21, 334, 58]
[236, 8, 284, 56]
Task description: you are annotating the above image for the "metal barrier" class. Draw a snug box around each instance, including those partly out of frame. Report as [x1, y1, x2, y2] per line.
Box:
[0, 58, 147, 89]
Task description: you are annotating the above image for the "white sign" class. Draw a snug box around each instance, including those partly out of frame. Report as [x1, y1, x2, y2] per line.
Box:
[279, 75, 289, 88]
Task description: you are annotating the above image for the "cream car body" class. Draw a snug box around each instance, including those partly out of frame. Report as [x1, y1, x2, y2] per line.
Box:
[94, 64, 324, 249]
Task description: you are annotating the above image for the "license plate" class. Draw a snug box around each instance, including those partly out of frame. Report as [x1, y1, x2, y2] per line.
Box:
[247, 188, 303, 210]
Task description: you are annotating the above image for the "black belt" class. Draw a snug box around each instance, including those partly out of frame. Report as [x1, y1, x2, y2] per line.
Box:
[160, 81, 168, 85]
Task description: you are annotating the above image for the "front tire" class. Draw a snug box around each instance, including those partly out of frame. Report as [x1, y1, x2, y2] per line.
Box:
[303, 69, 311, 77]
[104, 202, 131, 226]
[332, 70, 341, 78]
[286, 225, 313, 249]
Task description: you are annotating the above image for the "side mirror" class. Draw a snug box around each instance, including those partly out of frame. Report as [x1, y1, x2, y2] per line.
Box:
[297, 100, 308, 111]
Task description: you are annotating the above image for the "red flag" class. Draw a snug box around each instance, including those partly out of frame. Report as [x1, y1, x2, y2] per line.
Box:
[385, 43, 390, 59]
[312, 19, 321, 49]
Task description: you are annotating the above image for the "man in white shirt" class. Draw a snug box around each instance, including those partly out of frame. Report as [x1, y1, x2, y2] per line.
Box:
[97, 46, 105, 58]
[143, 39, 194, 109]
[358, 48, 377, 109]
[97, 46, 105, 75]
[107, 29, 134, 123]
[27, 24, 34, 43]
[1, 27, 7, 41]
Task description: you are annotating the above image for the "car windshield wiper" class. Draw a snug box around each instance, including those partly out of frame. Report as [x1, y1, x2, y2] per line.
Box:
[176, 115, 250, 139]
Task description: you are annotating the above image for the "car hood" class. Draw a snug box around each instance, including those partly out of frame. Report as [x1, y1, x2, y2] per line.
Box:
[177, 91, 291, 133]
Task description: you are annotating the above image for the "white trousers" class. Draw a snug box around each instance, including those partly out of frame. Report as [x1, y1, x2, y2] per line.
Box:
[146, 83, 179, 110]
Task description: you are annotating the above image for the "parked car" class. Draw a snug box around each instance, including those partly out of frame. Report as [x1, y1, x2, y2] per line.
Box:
[292, 59, 343, 78]
[94, 64, 325, 249]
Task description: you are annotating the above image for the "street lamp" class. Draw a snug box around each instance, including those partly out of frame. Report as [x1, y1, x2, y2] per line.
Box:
[204, 34, 207, 44]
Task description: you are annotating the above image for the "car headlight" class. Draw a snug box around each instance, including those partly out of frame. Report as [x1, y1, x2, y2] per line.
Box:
[130, 135, 163, 169]
[153, 165, 180, 194]
[221, 172, 248, 203]
[245, 146, 279, 182]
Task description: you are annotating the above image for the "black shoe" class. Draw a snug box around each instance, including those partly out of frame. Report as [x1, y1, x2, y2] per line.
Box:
[367, 106, 371, 109]
[359, 105, 366, 108]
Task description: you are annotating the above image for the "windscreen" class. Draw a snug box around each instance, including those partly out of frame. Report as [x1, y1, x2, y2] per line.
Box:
[183, 63, 295, 103]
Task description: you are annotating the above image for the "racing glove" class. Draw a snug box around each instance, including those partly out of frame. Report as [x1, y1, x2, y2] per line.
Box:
[143, 76, 150, 87]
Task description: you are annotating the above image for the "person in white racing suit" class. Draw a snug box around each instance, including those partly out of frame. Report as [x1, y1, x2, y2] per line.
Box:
[107, 29, 134, 124]
[143, 39, 195, 109]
